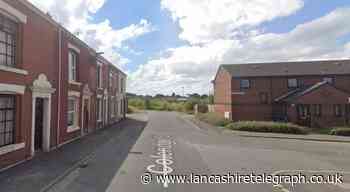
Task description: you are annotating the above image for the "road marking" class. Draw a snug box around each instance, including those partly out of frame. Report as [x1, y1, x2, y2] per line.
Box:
[146, 136, 175, 188]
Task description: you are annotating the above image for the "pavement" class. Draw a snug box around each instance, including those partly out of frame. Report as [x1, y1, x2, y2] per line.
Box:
[1, 111, 350, 192]
[0, 115, 147, 192]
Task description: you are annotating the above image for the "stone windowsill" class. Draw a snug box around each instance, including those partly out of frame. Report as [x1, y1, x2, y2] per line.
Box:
[0, 65, 28, 75]
[0, 143, 25, 156]
[69, 81, 82, 86]
[67, 126, 80, 133]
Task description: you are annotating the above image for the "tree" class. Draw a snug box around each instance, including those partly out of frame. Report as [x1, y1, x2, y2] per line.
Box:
[145, 99, 151, 110]
[209, 95, 214, 104]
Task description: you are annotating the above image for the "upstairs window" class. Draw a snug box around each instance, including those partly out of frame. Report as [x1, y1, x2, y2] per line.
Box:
[68, 50, 78, 81]
[97, 63, 102, 88]
[0, 14, 17, 67]
[288, 78, 298, 89]
[240, 79, 250, 89]
[120, 77, 124, 93]
[323, 77, 334, 84]
[259, 92, 268, 104]
[109, 71, 113, 89]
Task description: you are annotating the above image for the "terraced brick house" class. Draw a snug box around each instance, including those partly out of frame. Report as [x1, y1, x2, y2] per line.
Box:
[0, 0, 127, 170]
[213, 60, 350, 128]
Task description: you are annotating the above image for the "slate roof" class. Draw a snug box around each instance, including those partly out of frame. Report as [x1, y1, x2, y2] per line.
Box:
[221, 60, 350, 77]
[274, 81, 330, 103]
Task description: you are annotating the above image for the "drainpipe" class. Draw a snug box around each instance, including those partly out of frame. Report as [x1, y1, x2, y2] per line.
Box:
[57, 28, 62, 147]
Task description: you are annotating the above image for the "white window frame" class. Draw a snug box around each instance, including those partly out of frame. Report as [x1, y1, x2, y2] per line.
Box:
[240, 79, 250, 89]
[110, 96, 115, 118]
[97, 62, 103, 89]
[68, 50, 78, 82]
[67, 96, 80, 132]
[288, 78, 298, 89]
[120, 77, 124, 93]
[109, 71, 113, 89]
[97, 98, 102, 122]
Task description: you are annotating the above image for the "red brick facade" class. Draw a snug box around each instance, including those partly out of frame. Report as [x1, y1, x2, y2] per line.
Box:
[214, 63, 350, 128]
[0, 0, 127, 170]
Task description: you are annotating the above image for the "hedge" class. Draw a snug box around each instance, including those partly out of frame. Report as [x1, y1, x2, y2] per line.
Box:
[226, 121, 308, 135]
[330, 128, 350, 136]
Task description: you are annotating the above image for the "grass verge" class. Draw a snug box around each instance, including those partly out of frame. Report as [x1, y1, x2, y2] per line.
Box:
[195, 113, 231, 127]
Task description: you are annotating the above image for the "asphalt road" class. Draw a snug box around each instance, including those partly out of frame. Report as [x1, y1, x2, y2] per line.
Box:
[49, 111, 350, 192]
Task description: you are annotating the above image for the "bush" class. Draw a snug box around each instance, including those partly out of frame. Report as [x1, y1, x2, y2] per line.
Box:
[184, 101, 195, 112]
[127, 106, 136, 114]
[226, 121, 308, 135]
[330, 128, 350, 136]
[196, 104, 209, 113]
[196, 113, 232, 127]
[128, 98, 146, 110]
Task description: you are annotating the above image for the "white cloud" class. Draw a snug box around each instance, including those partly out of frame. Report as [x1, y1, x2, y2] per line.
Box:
[28, 0, 155, 68]
[129, 5, 350, 96]
[161, 0, 304, 44]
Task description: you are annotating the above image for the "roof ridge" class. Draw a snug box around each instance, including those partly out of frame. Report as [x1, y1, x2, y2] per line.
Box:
[221, 59, 350, 67]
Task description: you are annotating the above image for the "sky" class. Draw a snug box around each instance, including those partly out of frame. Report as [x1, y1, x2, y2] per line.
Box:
[28, 0, 350, 96]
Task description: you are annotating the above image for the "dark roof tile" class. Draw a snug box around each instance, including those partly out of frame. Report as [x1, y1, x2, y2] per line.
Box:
[221, 60, 350, 77]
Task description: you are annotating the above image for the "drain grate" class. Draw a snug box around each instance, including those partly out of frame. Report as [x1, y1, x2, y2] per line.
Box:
[129, 151, 143, 155]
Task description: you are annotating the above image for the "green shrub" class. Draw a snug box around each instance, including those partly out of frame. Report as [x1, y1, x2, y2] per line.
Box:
[330, 128, 350, 136]
[196, 112, 232, 127]
[184, 101, 195, 112]
[127, 106, 135, 114]
[226, 121, 308, 135]
[127, 106, 140, 114]
[196, 104, 209, 113]
[128, 98, 146, 110]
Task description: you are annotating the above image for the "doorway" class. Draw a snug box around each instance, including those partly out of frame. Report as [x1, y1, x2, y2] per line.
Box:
[346, 104, 350, 125]
[297, 104, 311, 127]
[104, 98, 108, 126]
[34, 98, 44, 151]
[83, 99, 89, 134]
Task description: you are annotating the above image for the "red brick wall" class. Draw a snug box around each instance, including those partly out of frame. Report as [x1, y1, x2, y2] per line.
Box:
[227, 75, 350, 122]
[0, 0, 60, 168]
[0, 1, 126, 170]
[59, 34, 99, 143]
[213, 68, 232, 118]
[294, 84, 350, 127]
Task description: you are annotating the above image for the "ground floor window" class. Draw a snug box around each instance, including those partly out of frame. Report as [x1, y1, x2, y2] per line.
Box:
[68, 97, 78, 127]
[0, 95, 15, 147]
[313, 104, 322, 117]
[97, 98, 102, 121]
[110, 98, 115, 117]
[297, 104, 310, 118]
[334, 104, 343, 117]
